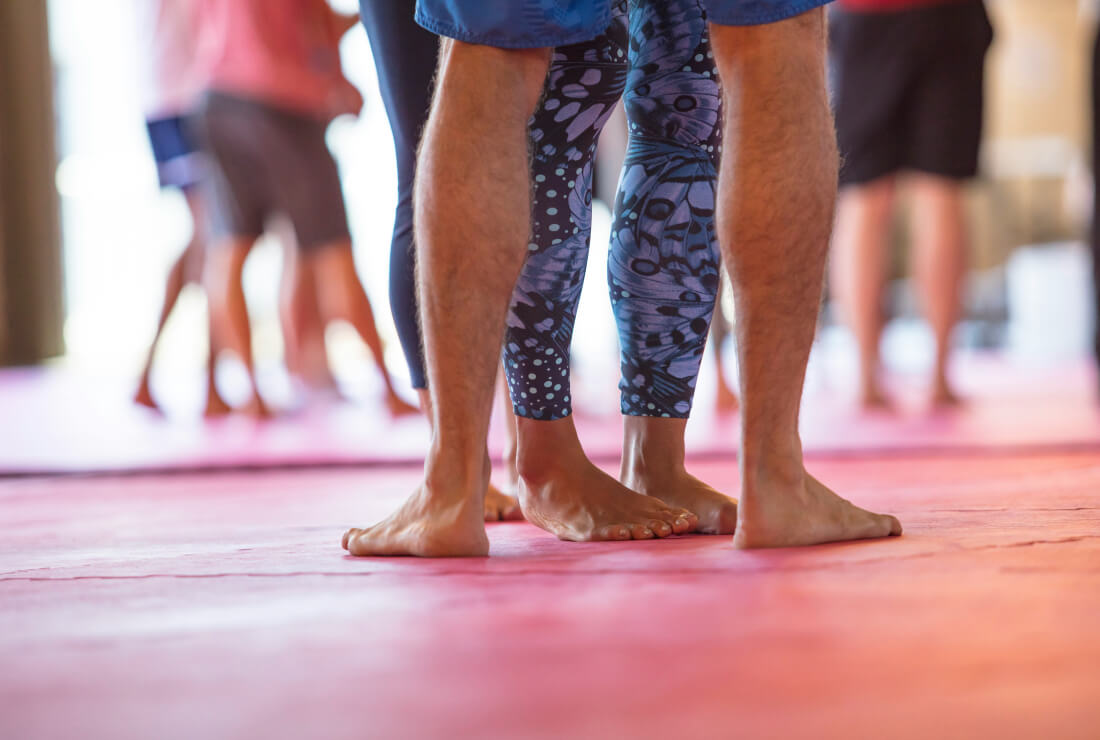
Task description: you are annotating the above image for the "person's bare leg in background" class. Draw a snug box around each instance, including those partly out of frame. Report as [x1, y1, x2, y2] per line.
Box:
[909, 174, 966, 407]
[342, 41, 550, 556]
[829, 177, 895, 409]
[709, 9, 901, 548]
[305, 243, 418, 417]
[204, 237, 269, 417]
[135, 189, 232, 416]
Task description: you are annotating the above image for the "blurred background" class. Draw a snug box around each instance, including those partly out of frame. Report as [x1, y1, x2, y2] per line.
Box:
[0, 0, 1098, 469]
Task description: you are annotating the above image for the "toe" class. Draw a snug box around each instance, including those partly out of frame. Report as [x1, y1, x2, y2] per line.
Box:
[341, 528, 361, 550]
[597, 524, 632, 541]
[648, 519, 672, 538]
[670, 512, 696, 534]
[630, 523, 656, 540]
[887, 515, 903, 536]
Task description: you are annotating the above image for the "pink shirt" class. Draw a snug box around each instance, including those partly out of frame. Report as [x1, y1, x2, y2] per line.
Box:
[194, 0, 359, 119]
[137, 0, 204, 117]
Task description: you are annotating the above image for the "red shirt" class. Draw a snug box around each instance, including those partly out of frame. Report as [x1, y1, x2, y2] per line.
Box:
[836, 0, 971, 11]
[195, 0, 358, 118]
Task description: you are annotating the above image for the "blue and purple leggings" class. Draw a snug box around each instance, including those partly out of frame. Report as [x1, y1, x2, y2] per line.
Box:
[364, 0, 722, 419]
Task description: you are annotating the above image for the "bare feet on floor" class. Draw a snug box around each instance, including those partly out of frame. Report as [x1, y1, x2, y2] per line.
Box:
[733, 466, 902, 549]
[343, 475, 490, 557]
[622, 465, 737, 535]
[484, 482, 523, 521]
[519, 464, 697, 541]
[516, 417, 698, 542]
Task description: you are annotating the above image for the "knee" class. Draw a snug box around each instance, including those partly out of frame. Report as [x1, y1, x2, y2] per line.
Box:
[840, 177, 896, 222]
[445, 40, 551, 118]
[709, 8, 826, 80]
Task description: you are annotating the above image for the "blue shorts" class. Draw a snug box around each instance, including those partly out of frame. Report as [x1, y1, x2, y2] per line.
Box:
[415, 0, 831, 49]
[146, 114, 206, 190]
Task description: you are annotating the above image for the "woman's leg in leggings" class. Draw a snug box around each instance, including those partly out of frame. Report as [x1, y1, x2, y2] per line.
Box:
[359, 1, 436, 391]
[614, 0, 738, 534]
[361, 3, 520, 519]
[504, 6, 700, 543]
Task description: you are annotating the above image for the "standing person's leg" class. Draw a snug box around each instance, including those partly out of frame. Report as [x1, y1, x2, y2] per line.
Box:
[361, 2, 522, 518]
[828, 7, 913, 409]
[204, 236, 268, 416]
[196, 94, 274, 417]
[908, 175, 965, 406]
[277, 222, 338, 393]
[504, 8, 697, 542]
[706, 6, 901, 547]
[611, 0, 737, 535]
[307, 242, 418, 416]
[902, 0, 991, 407]
[342, 39, 554, 557]
[829, 178, 895, 408]
[244, 98, 413, 416]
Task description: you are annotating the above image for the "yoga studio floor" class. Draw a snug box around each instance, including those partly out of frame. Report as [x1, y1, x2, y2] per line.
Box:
[2, 362, 1100, 739]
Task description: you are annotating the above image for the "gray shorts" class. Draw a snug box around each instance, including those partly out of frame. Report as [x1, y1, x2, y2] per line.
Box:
[197, 92, 351, 251]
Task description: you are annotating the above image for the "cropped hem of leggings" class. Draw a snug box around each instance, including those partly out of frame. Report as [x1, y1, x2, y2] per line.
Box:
[415, 1, 612, 49]
[703, 0, 832, 26]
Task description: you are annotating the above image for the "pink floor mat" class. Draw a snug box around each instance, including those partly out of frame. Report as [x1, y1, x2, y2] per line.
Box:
[1, 454, 1098, 739]
[2, 353, 1100, 474]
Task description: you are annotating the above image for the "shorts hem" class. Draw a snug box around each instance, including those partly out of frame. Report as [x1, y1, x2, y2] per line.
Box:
[707, 0, 832, 27]
[840, 164, 978, 188]
[415, 9, 608, 49]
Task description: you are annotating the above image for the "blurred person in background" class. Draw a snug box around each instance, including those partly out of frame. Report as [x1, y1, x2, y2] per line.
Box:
[133, 0, 230, 416]
[827, 0, 993, 410]
[195, 0, 415, 417]
[710, 278, 739, 414]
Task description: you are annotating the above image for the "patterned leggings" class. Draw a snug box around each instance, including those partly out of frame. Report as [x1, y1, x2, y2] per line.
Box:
[504, 0, 723, 420]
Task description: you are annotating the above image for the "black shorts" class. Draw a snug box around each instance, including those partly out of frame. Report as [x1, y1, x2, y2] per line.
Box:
[146, 114, 205, 190]
[195, 92, 351, 252]
[829, 0, 993, 187]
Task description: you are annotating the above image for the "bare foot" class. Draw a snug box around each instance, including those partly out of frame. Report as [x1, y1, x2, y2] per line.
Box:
[484, 482, 523, 521]
[385, 392, 420, 418]
[203, 391, 232, 418]
[930, 380, 963, 409]
[520, 467, 697, 541]
[134, 381, 162, 414]
[859, 383, 892, 411]
[734, 468, 901, 549]
[623, 466, 737, 535]
[516, 417, 697, 541]
[242, 394, 272, 419]
[342, 478, 490, 557]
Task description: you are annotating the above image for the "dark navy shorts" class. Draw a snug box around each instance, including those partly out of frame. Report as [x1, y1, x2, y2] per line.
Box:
[195, 93, 351, 252]
[415, 0, 831, 48]
[146, 114, 205, 190]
